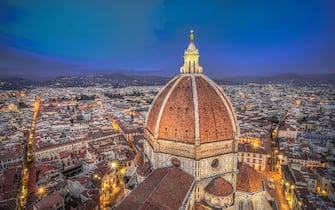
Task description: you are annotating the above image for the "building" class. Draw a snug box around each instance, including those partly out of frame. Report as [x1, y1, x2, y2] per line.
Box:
[117, 31, 273, 210]
[91, 160, 131, 209]
[237, 143, 267, 172]
[33, 193, 65, 210]
[313, 167, 335, 196]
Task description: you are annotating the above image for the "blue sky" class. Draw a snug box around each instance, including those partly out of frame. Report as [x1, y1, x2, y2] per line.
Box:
[0, 0, 334, 78]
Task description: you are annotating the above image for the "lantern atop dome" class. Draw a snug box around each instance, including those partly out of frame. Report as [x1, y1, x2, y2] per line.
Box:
[180, 30, 203, 74]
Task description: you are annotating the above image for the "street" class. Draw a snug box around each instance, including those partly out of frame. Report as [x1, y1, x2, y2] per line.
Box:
[260, 171, 289, 210]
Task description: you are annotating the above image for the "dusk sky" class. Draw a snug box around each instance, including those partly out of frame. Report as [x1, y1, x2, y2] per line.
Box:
[1, 0, 334, 79]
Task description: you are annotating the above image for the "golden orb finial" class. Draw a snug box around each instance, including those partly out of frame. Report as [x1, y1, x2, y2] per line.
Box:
[190, 29, 194, 41]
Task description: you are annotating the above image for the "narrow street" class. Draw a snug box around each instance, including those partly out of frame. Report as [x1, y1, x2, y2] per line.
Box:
[16, 97, 40, 210]
[260, 171, 289, 210]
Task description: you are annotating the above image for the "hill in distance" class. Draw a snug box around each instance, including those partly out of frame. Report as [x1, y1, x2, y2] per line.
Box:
[0, 72, 334, 90]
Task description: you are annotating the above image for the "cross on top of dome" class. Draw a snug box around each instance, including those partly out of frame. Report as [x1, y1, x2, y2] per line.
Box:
[190, 29, 194, 41]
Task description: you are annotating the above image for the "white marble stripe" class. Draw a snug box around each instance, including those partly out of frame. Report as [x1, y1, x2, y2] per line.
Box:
[144, 75, 178, 128]
[154, 75, 184, 138]
[191, 75, 200, 144]
[201, 74, 238, 136]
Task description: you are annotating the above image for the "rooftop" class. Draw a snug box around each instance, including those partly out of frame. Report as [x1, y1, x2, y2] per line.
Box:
[116, 167, 194, 210]
[236, 163, 263, 193]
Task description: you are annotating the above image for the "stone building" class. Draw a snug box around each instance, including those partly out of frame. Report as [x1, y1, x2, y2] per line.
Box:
[117, 31, 273, 210]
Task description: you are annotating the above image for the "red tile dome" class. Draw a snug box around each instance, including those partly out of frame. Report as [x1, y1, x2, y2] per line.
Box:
[236, 163, 263, 193]
[145, 74, 237, 144]
[205, 177, 234, 196]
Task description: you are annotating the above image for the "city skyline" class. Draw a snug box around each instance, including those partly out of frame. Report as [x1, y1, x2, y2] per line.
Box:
[1, 0, 335, 79]
[0, 20, 334, 209]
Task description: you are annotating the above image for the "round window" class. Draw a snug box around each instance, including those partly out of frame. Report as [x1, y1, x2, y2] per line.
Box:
[211, 159, 219, 168]
[171, 157, 181, 167]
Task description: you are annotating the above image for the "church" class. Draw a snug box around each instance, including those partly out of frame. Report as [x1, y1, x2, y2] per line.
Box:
[116, 31, 273, 210]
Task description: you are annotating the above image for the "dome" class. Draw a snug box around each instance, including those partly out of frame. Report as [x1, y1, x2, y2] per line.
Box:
[236, 163, 263, 193]
[144, 31, 238, 160]
[146, 74, 237, 144]
[145, 31, 237, 145]
[205, 177, 234, 196]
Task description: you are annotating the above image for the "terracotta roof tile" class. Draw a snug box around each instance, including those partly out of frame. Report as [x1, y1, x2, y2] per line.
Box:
[205, 177, 234, 196]
[146, 77, 179, 135]
[28, 166, 37, 193]
[157, 76, 195, 143]
[196, 76, 234, 142]
[146, 74, 237, 145]
[236, 163, 263, 193]
[33, 193, 63, 209]
[117, 167, 194, 210]
[59, 151, 71, 159]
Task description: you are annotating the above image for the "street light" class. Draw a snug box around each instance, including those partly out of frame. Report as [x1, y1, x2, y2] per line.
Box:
[120, 168, 126, 174]
[38, 187, 45, 194]
[111, 161, 117, 169]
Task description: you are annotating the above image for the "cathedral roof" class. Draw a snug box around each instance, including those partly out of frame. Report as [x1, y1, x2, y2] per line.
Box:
[146, 31, 237, 145]
[146, 74, 237, 144]
[205, 177, 234, 196]
[116, 167, 194, 210]
[236, 163, 263, 193]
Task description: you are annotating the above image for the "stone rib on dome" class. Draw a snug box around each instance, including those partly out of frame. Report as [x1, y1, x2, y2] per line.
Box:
[205, 177, 234, 196]
[145, 74, 237, 144]
[157, 76, 195, 143]
[196, 76, 235, 141]
[146, 76, 179, 136]
[236, 163, 263, 193]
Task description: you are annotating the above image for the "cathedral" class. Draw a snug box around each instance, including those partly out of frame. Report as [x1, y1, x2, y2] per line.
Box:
[116, 31, 273, 210]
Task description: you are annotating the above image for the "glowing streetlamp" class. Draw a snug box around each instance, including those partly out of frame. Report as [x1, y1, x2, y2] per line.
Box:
[120, 168, 126, 174]
[111, 161, 117, 169]
[38, 187, 44, 194]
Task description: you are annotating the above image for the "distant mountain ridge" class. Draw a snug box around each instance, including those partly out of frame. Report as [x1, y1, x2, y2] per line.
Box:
[0, 73, 334, 90]
[217, 73, 335, 85]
